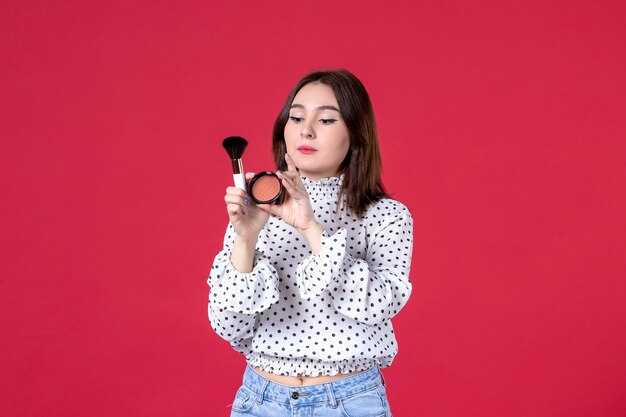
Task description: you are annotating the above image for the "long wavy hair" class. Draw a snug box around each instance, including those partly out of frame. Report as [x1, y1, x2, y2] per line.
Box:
[272, 69, 387, 217]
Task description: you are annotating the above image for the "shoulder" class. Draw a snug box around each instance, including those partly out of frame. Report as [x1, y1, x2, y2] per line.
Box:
[364, 197, 411, 219]
[361, 197, 412, 230]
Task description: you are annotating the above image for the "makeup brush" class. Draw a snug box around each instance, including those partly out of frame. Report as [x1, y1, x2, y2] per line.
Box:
[222, 136, 248, 190]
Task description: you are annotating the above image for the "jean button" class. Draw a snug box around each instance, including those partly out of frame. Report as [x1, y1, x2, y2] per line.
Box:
[291, 392, 299, 399]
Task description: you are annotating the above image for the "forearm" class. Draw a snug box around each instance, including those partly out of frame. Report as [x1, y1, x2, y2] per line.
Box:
[230, 235, 258, 272]
[298, 222, 325, 255]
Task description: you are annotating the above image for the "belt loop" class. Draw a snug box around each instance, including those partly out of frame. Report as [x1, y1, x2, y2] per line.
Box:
[325, 383, 338, 408]
[378, 367, 387, 387]
[257, 379, 270, 404]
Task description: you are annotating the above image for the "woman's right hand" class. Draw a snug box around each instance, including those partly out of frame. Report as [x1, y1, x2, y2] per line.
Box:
[224, 172, 269, 243]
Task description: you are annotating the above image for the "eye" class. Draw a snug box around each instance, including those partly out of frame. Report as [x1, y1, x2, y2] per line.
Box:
[289, 116, 304, 123]
[319, 119, 337, 125]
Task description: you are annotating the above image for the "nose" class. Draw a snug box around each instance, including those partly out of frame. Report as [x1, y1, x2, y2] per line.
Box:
[300, 121, 315, 139]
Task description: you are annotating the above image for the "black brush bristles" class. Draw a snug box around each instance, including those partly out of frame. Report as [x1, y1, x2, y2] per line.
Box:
[222, 136, 248, 160]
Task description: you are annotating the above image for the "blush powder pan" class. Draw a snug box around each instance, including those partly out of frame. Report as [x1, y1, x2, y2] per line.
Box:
[248, 172, 285, 204]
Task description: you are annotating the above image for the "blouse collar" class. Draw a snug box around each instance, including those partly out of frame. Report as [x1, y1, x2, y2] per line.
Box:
[301, 174, 343, 201]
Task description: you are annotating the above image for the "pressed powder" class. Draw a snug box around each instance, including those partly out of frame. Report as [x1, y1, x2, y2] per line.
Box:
[248, 172, 285, 204]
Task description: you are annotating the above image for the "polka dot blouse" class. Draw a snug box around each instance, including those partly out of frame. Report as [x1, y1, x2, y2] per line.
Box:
[208, 175, 413, 377]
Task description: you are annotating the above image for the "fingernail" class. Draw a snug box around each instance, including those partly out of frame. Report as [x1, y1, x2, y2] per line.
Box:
[240, 209, 246, 216]
[243, 196, 249, 206]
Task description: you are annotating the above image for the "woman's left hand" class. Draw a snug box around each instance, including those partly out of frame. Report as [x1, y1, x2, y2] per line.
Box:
[258, 153, 318, 233]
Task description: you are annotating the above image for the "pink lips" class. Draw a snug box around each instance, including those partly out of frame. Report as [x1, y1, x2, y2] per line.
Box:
[297, 146, 317, 154]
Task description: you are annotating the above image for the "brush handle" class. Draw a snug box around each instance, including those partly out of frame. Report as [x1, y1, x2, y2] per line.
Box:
[230, 158, 246, 191]
[233, 173, 246, 191]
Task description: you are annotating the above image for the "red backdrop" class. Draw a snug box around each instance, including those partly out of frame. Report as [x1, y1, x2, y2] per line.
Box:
[1, 1, 625, 416]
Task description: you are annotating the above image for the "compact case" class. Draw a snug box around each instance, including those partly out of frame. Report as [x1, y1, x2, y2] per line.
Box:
[247, 171, 285, 205]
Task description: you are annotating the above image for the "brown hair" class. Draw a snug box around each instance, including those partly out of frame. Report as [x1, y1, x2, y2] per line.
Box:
[272, 69, 387, 217]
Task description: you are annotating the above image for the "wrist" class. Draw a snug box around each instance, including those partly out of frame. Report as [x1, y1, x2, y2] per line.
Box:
[234, 235, 258, 249]
[298, 222, 324, 254]
[231, 235, 257, 273]
[297, 221, 323, 235]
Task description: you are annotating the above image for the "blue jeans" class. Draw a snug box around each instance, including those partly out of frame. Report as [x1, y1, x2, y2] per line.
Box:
[230, 365, 392, 417]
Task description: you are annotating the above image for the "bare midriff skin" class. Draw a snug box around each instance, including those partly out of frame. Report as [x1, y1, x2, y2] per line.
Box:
[253, 366, 361, 386]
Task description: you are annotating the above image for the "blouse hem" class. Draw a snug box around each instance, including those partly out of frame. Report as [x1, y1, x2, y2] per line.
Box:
[245, 352, 389, 377]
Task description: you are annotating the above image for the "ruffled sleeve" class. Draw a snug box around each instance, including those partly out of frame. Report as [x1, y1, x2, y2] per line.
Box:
[207, 223, 280, 345]
[295, 202, 413, 326]
[209, 251, 280, 314]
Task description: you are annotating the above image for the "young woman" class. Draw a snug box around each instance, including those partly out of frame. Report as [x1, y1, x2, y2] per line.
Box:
[208, 70, 413, 417]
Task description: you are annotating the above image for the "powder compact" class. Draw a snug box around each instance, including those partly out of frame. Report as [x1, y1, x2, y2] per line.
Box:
[248, 171, 285, 205]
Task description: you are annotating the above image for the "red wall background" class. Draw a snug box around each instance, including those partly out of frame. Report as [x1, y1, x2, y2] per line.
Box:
[1, 1, 625, 416]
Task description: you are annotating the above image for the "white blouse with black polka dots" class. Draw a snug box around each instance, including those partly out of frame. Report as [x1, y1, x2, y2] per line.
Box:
[208, 175, 413, 377]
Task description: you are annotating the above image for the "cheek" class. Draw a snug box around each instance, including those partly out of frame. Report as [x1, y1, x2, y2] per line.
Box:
[342, 137, 350, 153]
[284, 123, 299, 140]
[336, 134, 351, 157]
[334, 125, 350, 154]
[283, 126, 296, 149]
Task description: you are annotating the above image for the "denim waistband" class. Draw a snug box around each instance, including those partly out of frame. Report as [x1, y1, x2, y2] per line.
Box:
[241, 365, 383, 406]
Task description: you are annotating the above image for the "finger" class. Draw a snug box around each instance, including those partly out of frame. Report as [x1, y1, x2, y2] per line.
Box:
[245, 172, 256, 180]
[224, 194, 248, 205]
[225, 186, 249, 206]
[277, 166, 304, 187]
[226, 186, 247, 198]
[277, 162, 302, 184]
[255, 203, 270, 213]
[285, 153, 298, 173]
[226, 202, 246, 216]
[276, 170, 296, 191]
[225, 192, 250, 208]
[276, 171, 294, 189]
[277, 173, 305, 202]
[257, 203, 282, 217]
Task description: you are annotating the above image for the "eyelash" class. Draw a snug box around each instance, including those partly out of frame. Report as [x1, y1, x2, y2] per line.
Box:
[289, 116, 337, 125]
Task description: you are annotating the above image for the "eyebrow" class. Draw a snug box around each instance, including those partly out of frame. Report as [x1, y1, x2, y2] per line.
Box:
[290, 104, 340, 112]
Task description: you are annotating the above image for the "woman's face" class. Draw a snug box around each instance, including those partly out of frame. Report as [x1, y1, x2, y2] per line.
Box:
[284, 82, 350, 180]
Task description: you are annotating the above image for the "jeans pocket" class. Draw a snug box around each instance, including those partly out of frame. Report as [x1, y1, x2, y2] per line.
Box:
[338, 386, 388, 417]
[231, 386, 255, 414]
